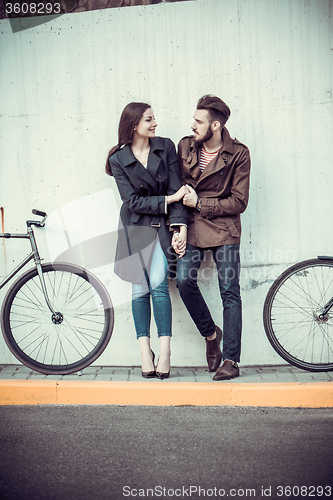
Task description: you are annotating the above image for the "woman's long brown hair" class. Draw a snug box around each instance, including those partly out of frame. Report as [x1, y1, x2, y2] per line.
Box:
[105, 102, 151, 176]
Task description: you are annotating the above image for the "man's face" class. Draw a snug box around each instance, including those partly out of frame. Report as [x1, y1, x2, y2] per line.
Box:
[191, 109, 213, 146]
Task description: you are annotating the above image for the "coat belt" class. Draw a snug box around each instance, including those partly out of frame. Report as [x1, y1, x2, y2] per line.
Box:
[151, 215, 161, 228]
[225, 218, 240, 238]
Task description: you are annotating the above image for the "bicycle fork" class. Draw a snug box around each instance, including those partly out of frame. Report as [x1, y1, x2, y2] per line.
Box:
[27, 227, 64, 322]
[315, 256, 333, 321]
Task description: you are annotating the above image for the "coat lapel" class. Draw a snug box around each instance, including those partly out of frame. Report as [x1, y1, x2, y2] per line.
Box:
[119, 138, 164, 190]
[147, 136, 164, 180]
[197, 152, 226, 184]
[146, 148, 162, 180]
[195, 127, 235, 186]
[185, 142, 201, 184]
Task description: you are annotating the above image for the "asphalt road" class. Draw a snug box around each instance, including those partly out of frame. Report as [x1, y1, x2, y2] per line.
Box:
[0, 406, 332, 500]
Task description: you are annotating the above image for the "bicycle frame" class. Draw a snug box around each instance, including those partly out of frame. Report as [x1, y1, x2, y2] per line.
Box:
[0, 220, 58, 316]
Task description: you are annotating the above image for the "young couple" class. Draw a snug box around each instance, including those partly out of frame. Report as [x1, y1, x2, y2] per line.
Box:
[106, 95, 251, 381]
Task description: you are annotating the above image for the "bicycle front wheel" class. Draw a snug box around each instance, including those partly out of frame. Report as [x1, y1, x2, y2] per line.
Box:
[263, 258, 333, 371]
[1, 263, 114, 375]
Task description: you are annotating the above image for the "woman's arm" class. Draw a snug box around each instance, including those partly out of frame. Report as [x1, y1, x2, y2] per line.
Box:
[110, 158, 167, 215]
[163, 138, 189, 225]
[166, 185, 189, 205]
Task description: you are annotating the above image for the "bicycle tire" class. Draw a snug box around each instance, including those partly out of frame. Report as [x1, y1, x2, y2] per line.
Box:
[1, 262, 114, 375]
[263, 258, 333, 372]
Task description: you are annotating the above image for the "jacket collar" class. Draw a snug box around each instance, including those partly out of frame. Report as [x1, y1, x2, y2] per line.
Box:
[119, 136, 165, 167]
[189, 126, 234, 155]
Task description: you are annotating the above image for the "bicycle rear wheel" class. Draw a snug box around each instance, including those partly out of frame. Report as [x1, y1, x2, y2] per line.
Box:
[1, 263, 114, 375]
[263, 258, 333, 371]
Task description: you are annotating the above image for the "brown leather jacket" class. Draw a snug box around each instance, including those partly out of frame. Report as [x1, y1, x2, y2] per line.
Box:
[177, 127, 251, 248]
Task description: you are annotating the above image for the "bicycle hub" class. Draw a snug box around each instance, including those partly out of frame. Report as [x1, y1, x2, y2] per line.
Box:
[313, 310, 329, 323]
[52, 312, 64, 324]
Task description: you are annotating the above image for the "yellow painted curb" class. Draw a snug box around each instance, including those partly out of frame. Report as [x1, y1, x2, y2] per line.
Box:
[0, 380, 332, 407]
[0, 380, 57, 405]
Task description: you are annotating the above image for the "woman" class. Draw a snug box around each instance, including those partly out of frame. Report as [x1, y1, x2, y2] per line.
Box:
[106, 102, 188, 379]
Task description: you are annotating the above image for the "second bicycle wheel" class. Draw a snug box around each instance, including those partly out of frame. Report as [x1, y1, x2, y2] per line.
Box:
[263, 258, 333, 371]
[1, 262, 114, 375]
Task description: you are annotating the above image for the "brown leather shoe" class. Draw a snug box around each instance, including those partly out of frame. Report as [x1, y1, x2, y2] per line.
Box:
[213, 360, 240, 381]
[205, 326, 222, 372]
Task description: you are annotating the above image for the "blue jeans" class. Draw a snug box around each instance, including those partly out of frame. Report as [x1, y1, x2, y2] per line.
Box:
[132, 239, 172, 339]
[177, 244, 242, 363]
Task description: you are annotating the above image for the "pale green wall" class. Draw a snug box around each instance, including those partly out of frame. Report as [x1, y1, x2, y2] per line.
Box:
[0, 0, 332, 366]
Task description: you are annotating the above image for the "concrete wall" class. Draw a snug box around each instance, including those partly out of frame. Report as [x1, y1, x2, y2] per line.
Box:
[0, 0, 332, 368]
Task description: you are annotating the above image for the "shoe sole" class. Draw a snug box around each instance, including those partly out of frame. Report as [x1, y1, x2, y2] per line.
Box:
[213, 372, 240, 381]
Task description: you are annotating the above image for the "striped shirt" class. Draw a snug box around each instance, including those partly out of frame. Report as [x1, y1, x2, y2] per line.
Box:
[199, 147, 222, 172]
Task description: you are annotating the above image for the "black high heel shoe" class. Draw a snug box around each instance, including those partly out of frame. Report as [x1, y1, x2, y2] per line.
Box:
[155, 370, 170, 380]
[155, 353, 170, 379]
[142, 350, 156, 379]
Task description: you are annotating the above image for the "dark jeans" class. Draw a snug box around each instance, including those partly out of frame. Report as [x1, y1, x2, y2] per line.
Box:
[177, 244, 242, 363]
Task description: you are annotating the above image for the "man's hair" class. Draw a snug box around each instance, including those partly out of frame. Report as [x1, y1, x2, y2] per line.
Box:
[197, 94, 231, 128]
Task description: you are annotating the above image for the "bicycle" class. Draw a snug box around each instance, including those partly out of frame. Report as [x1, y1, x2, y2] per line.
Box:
[0, 210, 114, 375]
[263, 256, 333, 372]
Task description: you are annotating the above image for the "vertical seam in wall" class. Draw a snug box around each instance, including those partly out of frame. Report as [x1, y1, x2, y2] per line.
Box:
[1, 207, 7, 274]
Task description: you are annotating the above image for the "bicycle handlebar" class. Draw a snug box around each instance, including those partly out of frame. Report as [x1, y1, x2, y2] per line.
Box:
[32, 209, 47, 218]
[27, 209, 48, 228]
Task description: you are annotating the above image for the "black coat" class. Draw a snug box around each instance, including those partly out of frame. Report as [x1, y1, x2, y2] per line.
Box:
[109, 136, 188, 283]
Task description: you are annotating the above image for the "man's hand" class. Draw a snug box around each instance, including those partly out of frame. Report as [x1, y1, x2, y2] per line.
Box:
[171, 226, 187, 258]
[183, 184, 198, 208]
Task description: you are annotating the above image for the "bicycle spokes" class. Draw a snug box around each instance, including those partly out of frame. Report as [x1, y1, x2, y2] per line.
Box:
[264, 259, 333, 371]
[2, 263, 113, 374]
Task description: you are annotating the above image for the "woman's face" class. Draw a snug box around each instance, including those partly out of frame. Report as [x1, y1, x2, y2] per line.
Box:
[134, 108, 157, 139]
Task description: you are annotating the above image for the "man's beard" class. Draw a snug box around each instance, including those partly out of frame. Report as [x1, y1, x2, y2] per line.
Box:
[194, 125, 213, 148]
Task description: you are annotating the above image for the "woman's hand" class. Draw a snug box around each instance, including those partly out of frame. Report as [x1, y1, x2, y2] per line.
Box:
[171, 226, 187, 258]
[167, 185, 189, 204]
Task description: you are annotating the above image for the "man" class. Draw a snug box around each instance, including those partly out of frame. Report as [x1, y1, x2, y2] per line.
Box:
[173, 95, 251, 380]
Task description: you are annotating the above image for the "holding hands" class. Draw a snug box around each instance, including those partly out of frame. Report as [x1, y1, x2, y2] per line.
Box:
[171, 183, 197, 258]
[170, 184, 199, 258]
[171, 226, 187, 258]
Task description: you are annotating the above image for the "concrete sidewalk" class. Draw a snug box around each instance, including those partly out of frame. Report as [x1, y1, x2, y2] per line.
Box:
[0, 364, 332, 407]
